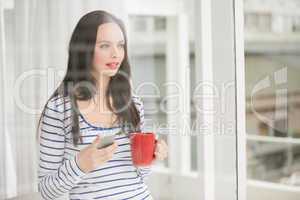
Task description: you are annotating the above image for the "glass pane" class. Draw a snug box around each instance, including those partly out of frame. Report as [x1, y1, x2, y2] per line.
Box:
[244, 0, 300, 195]
[248, 141, 300, 185]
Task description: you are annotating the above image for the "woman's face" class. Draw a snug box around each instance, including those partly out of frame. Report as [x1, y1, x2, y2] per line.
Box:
[92, 22, 125, 78]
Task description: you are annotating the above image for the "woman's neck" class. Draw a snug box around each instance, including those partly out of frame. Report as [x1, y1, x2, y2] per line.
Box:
[95, 75, 110, 103]
[98, 76, 109, 90]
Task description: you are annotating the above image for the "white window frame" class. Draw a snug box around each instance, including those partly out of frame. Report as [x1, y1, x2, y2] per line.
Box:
[235, 0, 247, 199]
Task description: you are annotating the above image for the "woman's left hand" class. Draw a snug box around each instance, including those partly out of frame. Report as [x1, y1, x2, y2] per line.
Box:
[154, 139, 168, 161]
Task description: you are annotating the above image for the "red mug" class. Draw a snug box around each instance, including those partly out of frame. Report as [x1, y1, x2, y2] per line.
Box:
[130, 132, 157, 166]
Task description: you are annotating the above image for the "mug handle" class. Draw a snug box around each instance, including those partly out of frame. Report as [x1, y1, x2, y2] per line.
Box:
[153, 139, 158, 159]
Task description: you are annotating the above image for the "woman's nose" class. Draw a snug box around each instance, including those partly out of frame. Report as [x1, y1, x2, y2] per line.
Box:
[111, 46, 120, 58]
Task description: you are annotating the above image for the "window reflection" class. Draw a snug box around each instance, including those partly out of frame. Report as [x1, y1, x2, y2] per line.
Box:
[244, 0, 300, 189]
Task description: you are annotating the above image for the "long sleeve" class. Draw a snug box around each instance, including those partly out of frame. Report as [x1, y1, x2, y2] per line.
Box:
[132, 95, 154, 180]
[38, 98, 86, 200]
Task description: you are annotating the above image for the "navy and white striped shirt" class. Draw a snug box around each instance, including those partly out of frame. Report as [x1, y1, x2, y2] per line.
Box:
[38, 95, 153, 200]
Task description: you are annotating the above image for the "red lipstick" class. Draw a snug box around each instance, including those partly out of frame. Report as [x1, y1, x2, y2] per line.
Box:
[105, 62, 119, 69]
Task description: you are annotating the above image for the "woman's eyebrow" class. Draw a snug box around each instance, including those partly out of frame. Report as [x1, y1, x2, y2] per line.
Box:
[97, 40, 125, 44]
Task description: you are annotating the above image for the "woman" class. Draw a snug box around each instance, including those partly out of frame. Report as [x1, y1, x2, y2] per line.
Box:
[38, 10, 168, 200]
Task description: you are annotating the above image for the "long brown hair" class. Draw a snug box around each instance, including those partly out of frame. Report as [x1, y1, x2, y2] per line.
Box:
[38, 10, 140, 145]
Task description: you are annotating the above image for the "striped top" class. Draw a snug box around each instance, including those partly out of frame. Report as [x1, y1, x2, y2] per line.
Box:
[38, 95, 153, 200]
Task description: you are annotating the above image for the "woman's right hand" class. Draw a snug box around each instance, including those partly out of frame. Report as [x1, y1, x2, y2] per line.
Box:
[76, 136, 118, 173]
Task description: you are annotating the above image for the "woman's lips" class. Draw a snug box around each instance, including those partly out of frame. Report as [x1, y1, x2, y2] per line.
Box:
[105, 62, 119, 69]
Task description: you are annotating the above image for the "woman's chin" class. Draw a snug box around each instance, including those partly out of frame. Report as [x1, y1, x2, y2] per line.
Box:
[102, 69, 118, 77]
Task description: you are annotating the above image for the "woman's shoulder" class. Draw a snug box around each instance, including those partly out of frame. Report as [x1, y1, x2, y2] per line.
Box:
[46, 94, 71, 113]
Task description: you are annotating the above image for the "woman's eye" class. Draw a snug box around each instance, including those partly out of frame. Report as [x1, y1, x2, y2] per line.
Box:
[100, 44, 109, 48]
[118, 44, 125, 48]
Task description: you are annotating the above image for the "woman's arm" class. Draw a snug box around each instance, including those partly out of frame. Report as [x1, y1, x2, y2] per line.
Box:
[38, 98, 86, 200]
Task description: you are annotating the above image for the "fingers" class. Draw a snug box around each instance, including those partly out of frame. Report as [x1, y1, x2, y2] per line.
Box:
[96, 142, 118, 157]
[154, 139, 168, 161]
[154, 150, 168, 160]
[156, 140, 168, 152]
[154, 153, 166, 160]
[78, 138, 119, 172]
[91, 136, 101, 148]
[162, 140, 167, 146]
[92, 142, 118, 165]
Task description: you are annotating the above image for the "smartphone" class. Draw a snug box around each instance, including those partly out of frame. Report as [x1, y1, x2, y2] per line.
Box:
[97, 134, 115, 149]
